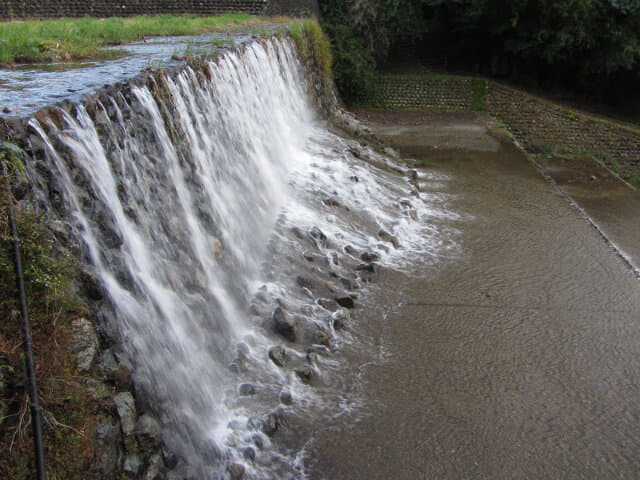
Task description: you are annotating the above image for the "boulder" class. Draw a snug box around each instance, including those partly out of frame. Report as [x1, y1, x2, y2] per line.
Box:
[113, 392, 136, 437]
[70, 317, 99, 372]
[271, 307, 296, 342]
[268, 346, 287, 367]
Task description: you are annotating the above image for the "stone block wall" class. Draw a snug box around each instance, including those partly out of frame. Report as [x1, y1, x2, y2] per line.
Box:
[361, 74, 482, 111]
[359, 72, 640, 182]
[0, 0, 319, 20]
[487, 83, 640, 180]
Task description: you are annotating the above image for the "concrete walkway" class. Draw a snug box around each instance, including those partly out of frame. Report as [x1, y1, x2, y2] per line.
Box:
[308, 112, 640, 479]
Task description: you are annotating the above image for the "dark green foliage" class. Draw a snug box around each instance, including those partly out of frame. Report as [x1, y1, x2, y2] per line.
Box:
[318, 0, 429, 101]
[420, 0, 640, 95]
[319, 0, 640, 102]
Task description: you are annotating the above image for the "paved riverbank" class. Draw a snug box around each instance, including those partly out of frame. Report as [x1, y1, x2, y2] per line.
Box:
[307, 111, 640, 479]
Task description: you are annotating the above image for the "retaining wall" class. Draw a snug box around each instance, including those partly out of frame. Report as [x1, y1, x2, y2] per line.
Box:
[361, 73, 640, 182]
[361, 74, 485, 111]
[0, 0, 319, 20]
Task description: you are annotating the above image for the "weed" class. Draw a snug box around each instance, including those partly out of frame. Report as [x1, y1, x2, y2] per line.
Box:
[0, 14, 263, 64]
[472, 78, 486, 110]
[1, 141, 96, 480]
[288, 19, 332, 84]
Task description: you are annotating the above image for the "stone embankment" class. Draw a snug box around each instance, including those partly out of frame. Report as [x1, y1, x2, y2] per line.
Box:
[0, 0, 320, 21]
[360, 73, 640, 185]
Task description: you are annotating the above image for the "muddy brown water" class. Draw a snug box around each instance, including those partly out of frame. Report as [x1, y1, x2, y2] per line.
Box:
[306, 113, 640, 479]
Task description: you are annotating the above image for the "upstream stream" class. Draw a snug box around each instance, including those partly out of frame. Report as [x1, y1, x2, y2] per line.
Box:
[2, 35, 640, 479]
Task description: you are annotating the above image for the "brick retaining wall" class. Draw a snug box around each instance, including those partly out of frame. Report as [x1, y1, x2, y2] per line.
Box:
[0, 0, 319, 20]
[360, 73, 640, 182]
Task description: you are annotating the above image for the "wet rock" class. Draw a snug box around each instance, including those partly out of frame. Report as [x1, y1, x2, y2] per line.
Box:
[308, 226, 327, 248]
[124, 454, 143, 476]
[241, 446, 256, 461]
[247, 416, 263, 431]
[360, 251, 380, 262]
[97, 349, 118, 379]
[166, 462, 197, 480]
[344, 244, 358, 256]
[295, 364, 314, 384]
[296, 275, 313, 290]
[323, 197, 347, 210]
[325, 281, 337, 293]
[271, 307, 296, 342]
[408, 169, 419, 181]
[290, 226, 305, 239]
[303, 252, 329, 264]
[349, 175, 359, 182]
[228, 463, 245, 479]
[251, 433, 265, 449]
[314, 327, 330, 347]
[339, 277, 358, 290]
[317, 298, 338, 312]
[335, 297, 355, 309]
[135, 414, 161, 450]
[113, 392, 136, 436]
[262, 412, 279, 437]
[279, 390, 293, 405]
[162, 444, 179, 470]
[70, 317, 99, 372]
[268, 345, 287, 367]
[378, 229, 400, 249]
[228, 361, 242, 374]
[95, 417, 123, 480]
[356, 263, 376, 273]
[111, 356, 133, 390]
[348, 145, 364, 159]
[383, 146, 399, 159]
[142, 453, 164, 480]
[78, 268, 104, 300]
[331, 310, 349, 331]
[238, 383, 256, 396]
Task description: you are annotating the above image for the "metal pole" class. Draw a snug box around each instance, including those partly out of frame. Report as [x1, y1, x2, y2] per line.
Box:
[3, 162, 47, 480]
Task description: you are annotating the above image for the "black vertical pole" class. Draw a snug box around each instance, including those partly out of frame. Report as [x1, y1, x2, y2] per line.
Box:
[3, 162, 47, 480]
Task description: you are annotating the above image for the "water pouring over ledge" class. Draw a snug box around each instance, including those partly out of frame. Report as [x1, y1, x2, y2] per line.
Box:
[23, 38, 459, 478]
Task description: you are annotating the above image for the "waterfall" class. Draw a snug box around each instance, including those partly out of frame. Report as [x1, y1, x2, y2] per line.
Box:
[27, 38, 458, 478]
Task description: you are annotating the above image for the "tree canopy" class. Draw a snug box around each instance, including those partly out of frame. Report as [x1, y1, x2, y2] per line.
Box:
[319, 0, 640, 102]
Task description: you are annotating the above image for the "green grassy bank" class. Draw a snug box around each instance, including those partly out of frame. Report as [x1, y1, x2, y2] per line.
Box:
[0, 13, 266, 64]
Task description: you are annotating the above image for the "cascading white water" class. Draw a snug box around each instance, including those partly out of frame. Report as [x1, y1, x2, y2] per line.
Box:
[28, 38, 460, 478]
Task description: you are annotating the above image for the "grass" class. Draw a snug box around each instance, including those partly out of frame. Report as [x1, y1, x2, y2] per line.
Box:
[288, 19, 332, 81]
[0, 144, 97, 480]
[0, 14, 264, 64]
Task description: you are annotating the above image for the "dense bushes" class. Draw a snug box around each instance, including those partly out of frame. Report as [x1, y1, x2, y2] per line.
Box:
[318, 0, 640, 104]
[318, 0, 427, 102]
